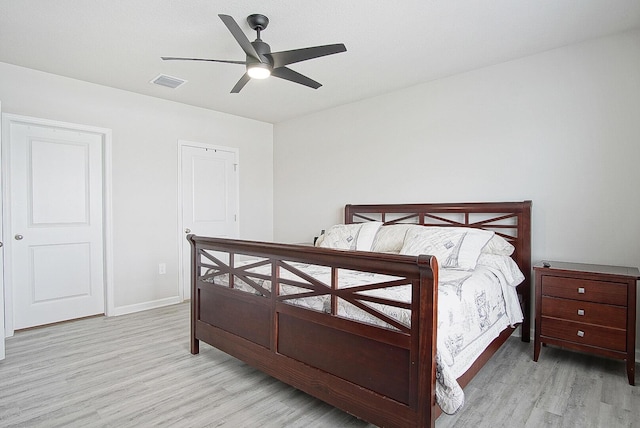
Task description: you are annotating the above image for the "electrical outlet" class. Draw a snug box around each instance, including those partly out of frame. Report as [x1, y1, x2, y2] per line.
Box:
[159, 263, 166, 275]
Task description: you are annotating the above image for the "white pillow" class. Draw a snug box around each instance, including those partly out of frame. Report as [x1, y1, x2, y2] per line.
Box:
[355, 222, 383, 251]
[458, 228, 496, 269]
[400, 227, 494, 270]
[317, 223, 362, 250]
[482, 234, 515, 256]
[316, 222, 383, 251]
[371, 224, 419, 253]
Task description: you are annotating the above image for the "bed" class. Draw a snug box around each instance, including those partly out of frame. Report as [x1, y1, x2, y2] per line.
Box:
[188, 201, 532, 428]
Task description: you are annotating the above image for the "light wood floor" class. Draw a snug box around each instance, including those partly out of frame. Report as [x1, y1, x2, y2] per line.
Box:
[1, 303, 638, 427]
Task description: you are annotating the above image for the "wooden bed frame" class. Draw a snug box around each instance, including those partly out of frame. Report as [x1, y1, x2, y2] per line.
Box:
[188, 201, 532, 428]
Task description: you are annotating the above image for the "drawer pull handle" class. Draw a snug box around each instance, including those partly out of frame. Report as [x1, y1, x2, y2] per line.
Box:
[577, 309, 585, 316]
[577, 287, 585, 294]
[577, 330, 585, 337]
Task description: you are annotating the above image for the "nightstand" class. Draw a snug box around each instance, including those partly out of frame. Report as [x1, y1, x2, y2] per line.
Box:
[534, 261, 639, 385]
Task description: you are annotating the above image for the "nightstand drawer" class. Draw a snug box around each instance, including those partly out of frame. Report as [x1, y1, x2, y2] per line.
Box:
[541, 276, 627, 305]
[540, 317, 626, 352]
[541, 296, 627, 329]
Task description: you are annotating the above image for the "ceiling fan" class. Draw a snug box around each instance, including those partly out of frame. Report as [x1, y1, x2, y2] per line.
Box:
[162, 13, 347, 93]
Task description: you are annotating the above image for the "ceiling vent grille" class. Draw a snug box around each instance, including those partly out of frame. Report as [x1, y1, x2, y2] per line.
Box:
[150, 74, 187, 89]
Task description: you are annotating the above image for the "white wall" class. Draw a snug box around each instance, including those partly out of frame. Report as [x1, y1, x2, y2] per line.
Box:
[0, 62, 273, 313]
[274, 30, 640, 345]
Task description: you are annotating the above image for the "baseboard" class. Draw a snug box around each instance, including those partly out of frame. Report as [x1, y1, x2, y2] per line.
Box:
[111, 296, 182, 317]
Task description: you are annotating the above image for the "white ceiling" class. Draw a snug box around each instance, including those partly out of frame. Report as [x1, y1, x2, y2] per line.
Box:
[1, 1, 639, 124]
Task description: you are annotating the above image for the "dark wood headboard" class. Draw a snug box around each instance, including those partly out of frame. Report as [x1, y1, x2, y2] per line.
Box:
[345, 201, 532, 341]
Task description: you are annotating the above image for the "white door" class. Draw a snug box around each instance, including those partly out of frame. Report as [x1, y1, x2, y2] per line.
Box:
[9, 121, 105, 330]
[0, 101, 4, 359]
[180, 143, 239, 300]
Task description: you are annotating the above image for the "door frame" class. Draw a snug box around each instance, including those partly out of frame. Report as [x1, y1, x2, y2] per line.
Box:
[177, 140, 239, 301]
[1, 114, 114, 336]
[0, 102, 3, 358]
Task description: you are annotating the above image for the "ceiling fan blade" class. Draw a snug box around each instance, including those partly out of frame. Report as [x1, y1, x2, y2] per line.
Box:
[218, 14, 261, 62]
[231, 73, 251, 93]
[271, 67, 322, 89]
[267, 44, 346, 68]
[161, 57, 246, 65]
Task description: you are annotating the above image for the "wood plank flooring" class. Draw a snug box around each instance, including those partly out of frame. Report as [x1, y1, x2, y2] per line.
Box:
[0, 303, 638, 427]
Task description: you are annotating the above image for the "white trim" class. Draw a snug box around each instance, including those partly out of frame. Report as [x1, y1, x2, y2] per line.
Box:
[177, 141, 185, 302]
[177, 140, 240, 301]
[111, 296, 182, 317]
[2, 115, 14, 336]
[103, 130, 115, 316]
[1, 114, 114, 334]
[0, 100, 4, 358]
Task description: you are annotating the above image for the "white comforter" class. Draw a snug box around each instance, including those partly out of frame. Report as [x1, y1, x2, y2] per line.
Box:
[208, 253, 524, 414]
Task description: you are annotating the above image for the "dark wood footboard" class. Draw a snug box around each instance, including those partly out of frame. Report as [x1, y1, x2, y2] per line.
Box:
[189, 236, 439, 427]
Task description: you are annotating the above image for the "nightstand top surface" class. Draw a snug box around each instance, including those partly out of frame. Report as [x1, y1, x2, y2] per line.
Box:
[534, 260, 640, 279]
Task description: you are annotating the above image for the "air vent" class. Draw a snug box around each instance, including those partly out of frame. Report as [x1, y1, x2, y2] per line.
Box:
[150, 74, 187, 89]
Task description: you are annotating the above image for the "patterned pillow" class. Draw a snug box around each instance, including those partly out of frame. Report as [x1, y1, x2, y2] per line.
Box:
[400, 227, 494, 270]
[371, 224, 420, 253]
[317, 224, 363, 250]
[316, 222, 383, 251]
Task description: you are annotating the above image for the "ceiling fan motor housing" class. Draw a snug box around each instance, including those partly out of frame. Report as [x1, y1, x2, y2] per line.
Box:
[250, 39, 273, 66]
[247, 14, 269, 31]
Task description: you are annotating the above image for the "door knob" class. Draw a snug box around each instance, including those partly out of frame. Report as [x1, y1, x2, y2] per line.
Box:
[184, 228, 191, 234]
[15, 234, 23, 240]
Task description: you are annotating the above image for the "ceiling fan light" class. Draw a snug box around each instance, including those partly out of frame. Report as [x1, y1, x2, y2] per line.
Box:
[247, 64, 271, 79]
